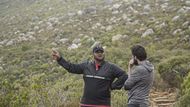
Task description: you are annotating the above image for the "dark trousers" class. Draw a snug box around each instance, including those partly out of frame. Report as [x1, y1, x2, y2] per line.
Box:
[128, 104, 140, 107]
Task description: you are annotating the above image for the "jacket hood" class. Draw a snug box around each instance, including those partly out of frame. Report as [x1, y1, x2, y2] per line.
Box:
[139, 60, 154, 72]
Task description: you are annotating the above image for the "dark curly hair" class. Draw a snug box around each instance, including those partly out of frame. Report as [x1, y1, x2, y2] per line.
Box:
[131, 45, 147, 61]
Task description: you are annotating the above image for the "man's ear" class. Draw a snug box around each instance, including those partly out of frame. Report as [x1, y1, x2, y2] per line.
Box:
[134, 56, 137, 60]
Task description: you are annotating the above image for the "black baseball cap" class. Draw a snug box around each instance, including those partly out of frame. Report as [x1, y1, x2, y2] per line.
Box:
[93, 45, 104, 53]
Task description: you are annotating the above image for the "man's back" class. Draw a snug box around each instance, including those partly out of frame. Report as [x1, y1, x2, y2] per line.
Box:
[125, 60, 154, 106]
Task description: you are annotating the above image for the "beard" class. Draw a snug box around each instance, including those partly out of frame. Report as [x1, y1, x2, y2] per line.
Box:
[94, 56, 105, 62]
[133, 59, 138, 65]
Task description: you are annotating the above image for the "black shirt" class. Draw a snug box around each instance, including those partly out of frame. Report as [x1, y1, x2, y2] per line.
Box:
[57, 57, 128, 106]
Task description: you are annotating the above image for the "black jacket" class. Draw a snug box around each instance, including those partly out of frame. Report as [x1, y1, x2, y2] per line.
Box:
[57, 57, 128, 106]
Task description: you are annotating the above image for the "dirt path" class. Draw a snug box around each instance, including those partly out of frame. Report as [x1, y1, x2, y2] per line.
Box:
[149, 90, 177, 107]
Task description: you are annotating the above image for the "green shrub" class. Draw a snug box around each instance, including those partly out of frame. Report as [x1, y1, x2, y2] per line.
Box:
[177, 72, 190, 107]
[111, 90, 128, 107]
[21, 45, 31, 52]
[158, 55, 190, 88]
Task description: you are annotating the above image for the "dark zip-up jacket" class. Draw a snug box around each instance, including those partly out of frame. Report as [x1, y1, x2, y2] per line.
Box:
[57, 57, 128, 106]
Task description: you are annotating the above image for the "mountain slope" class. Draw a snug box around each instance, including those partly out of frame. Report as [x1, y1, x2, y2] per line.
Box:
[0, 0, 190, 106]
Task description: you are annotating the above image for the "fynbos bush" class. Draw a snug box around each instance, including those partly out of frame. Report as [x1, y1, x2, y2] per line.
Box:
[158, 55, 190, 88]
[178, 72, 190, 107]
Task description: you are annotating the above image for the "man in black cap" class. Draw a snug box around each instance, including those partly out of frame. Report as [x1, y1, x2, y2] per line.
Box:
[52, 44, 128, 107]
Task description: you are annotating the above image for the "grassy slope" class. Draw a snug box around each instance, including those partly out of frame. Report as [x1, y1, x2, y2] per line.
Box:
[0, 0, 190, 106]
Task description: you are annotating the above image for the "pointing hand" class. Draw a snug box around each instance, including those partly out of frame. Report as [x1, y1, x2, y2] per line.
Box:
[52, 49, 61, 60]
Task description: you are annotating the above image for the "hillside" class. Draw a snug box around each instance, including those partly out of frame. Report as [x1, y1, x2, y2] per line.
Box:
[0, 0, 190, 107]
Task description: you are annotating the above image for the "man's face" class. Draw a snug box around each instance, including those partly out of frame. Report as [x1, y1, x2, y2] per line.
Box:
[93, 50, 105, 61]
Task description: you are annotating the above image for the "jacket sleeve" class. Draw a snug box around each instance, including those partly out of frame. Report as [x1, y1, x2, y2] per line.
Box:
[124, 68, 142, 90]
[110, 64, 128, 90]
[57, 57, 85, 74]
